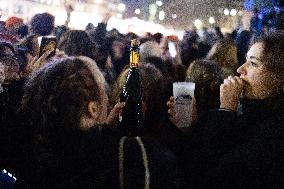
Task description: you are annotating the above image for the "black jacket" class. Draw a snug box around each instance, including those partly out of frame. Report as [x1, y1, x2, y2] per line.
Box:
[183, 97, 284, 188]
[0, 79, 26, 171]
[17, 126, 181, 189]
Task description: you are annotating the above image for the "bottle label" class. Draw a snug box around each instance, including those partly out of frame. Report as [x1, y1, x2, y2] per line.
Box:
[130, 50, 139, 67]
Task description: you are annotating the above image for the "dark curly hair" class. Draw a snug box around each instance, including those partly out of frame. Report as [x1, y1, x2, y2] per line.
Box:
[20, 56, 107, 140]
[186, 59, 224, 115]
[58, 30, 96, 60]
[111, 63, 169, 127]
[256, 31, 284, 75]
[30, 12, 55, 36]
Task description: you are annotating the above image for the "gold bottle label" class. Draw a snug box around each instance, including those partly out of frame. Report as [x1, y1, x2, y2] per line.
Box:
[130, 39, 140, 68]
[130, 50, 139, 67]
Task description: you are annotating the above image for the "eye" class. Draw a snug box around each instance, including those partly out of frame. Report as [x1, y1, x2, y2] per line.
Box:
[246, 60, 257, 67]
[250, 61, 258, 67]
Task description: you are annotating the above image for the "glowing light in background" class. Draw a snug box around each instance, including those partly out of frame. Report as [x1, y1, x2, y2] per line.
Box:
[0, 15, 7, 21]
[156, 1, 163, 7]
[209, 16, 215, 24]
[53, 0, 61, 6]
[230, 9, 237, 16]
[94, 0, 103, 4]
[33, 7, 45, 14]
[135, 8, 140, 15]
[0, 1, 8, 9]
[118, 3, 126, 12]
[194, 19, 203, 29]
[117, 13, 122, 18]
[224, 8, 229, 15]
[159, 10, 165, 20]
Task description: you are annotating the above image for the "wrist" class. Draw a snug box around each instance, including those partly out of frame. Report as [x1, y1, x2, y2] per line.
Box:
[220, 103, 238, 112]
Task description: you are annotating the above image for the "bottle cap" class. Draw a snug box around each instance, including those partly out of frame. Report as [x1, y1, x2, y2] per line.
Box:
[131, 39, 140, 47]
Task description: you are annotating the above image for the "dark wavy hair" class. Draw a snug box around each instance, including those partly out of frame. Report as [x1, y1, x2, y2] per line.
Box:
[20, 56, 107, 140]
[256, 31, 284, 75]
[30, 12, 55, 36]
[186, 59, 224, 115]
[58, 30, 96, 60]
[111, 63, 168, 126]
[0, 41, 15, 55]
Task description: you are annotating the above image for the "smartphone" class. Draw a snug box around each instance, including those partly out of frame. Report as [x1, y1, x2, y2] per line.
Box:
[168, 41, 177, 57]
[38, 36, 57, 59]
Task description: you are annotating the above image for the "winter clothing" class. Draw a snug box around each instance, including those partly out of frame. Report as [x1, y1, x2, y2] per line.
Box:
[183, 96, 284, 188]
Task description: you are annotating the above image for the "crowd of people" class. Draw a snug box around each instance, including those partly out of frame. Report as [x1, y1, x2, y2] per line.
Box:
[0, 10, 283, 189]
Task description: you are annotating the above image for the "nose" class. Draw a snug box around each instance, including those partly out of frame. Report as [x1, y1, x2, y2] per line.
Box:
[237, 62, 247, 75]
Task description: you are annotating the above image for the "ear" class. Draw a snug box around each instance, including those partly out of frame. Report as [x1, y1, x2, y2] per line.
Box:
[87, 101, 99, 120]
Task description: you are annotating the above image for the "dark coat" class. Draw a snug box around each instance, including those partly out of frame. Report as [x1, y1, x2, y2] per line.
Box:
[183, 97, 284, 188]
[17, 126, 181, 189]
[0, 79, 26, 171]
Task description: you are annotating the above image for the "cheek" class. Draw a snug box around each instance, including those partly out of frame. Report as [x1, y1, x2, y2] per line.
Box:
[249, 74, 274, 98]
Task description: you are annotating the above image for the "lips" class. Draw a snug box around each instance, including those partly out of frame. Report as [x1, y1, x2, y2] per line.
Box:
[239, 77, 249, 95]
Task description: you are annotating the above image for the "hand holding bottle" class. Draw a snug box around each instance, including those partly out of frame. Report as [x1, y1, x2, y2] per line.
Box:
[106, 102, 126, 125]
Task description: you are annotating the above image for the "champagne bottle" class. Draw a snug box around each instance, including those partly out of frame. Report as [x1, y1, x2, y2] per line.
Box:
[119, 39, 144, 136]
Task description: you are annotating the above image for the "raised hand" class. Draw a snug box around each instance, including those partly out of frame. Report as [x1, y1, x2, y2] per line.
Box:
[102, 12, 112, 24]
[25, 49, 54, 76]
[106, 102, 126, 125]
[220, 76, 244, 111]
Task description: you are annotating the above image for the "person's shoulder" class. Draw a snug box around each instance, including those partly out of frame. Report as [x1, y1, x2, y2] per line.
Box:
[257, 115, 284, 138]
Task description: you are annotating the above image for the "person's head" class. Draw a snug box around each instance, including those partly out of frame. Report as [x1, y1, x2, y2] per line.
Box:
[54, 25, 69, 41]
[17, 24, 29, 39]
[174, 64, 187, 82]
[30, 12, 55, 36]
[237, 32, 284, 99]
[207, 39, 238, 77]
[111, 64, 167, 125]
[5, 16, 24, 35]
[160, 37, 169, 58]
[58, 30, 95, 60]
[19, 34, 40, 57]
[85, 23, 95, 31]
[140, 41, 161, 62]
[186, 59, 224, 116]
[152, 32, 163, 44]
[14, 46, 33, 78]
[0, 41, 20, 82]
[20, 56, 108, 135]
[144, 56, 168, 77]
[111, 40, 126, 60]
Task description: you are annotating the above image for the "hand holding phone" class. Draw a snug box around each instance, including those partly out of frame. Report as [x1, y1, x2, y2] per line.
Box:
[38, 36, 57, 59]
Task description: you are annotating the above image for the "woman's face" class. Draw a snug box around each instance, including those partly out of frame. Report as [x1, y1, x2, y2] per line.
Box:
[237, 42, 280, 99]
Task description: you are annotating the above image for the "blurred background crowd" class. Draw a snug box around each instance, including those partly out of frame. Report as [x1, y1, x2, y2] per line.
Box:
[0, 0, 283, 188]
